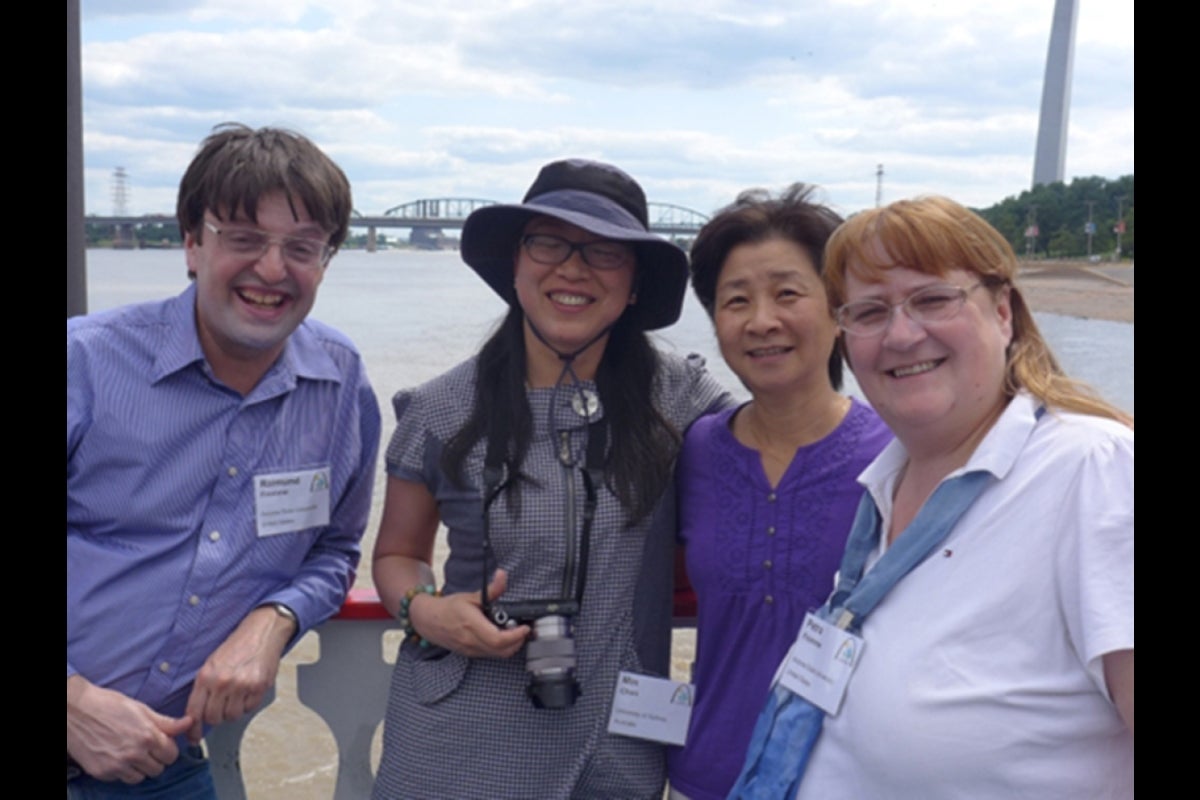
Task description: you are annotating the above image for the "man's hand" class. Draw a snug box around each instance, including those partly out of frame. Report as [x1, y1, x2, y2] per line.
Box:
[184, 605, 296, 744]
[67, 675, 192, 783]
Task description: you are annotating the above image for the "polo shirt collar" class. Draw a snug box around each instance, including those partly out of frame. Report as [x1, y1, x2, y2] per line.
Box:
[859, 392, 1041, 501]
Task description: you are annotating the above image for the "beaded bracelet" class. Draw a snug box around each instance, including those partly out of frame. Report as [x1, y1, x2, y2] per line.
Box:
[398, 584, 440, 648]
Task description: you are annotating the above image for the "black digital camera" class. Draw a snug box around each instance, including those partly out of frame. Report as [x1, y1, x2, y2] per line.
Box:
[489, 599, 581, 710]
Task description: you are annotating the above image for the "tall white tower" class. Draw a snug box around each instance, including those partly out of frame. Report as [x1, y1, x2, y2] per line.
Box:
[1032, 0, 1078, 186]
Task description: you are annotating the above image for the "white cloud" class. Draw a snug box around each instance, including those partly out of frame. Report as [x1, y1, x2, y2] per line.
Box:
[77, 0, 1133, 216]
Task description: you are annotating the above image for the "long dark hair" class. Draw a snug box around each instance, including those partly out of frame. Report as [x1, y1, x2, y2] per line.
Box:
[442, 304, 681, 524]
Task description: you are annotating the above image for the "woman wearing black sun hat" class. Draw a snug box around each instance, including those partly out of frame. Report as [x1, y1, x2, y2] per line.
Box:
[372, 158, 733, 798]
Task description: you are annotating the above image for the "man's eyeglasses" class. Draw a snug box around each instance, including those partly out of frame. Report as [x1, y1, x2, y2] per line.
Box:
[835, 282, 987, 336]
[521, 233, 634, 271]
[204, 221, 333, 270]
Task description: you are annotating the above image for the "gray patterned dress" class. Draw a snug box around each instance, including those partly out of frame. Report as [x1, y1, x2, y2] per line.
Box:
[373, 353, 730, 800]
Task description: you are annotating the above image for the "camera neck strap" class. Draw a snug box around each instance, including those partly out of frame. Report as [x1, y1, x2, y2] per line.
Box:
[480, 405, 607, 616]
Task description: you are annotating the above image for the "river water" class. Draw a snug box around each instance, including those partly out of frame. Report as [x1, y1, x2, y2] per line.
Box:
[84, 247, 1134, 418]
[79, 247, 1134, 797]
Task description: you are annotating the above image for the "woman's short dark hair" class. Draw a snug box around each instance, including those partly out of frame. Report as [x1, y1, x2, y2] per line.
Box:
[689, 183, 845, 390]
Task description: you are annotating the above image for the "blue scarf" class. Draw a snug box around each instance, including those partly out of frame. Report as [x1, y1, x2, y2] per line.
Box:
[726, 467, 994, 799]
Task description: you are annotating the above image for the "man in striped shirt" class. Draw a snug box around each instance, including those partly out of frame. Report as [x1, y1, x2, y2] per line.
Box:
[67, 124, 381, 798]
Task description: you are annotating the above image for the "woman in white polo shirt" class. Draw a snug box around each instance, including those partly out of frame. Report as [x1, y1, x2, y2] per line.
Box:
[732, 195, 1133, 800]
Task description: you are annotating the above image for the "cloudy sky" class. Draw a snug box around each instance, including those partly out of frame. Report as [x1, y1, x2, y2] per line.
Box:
[79, 0, 1133, 222]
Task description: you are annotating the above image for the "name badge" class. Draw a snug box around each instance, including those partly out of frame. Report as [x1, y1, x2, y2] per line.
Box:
[255, 467, 331, 537]
[607, 671, 693, 746]
[777, 612, 864, 716]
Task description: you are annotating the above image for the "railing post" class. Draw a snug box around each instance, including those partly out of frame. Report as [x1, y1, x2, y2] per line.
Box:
[205, 590, 397, 799]
[298, 617, 399, 798]
[207, 685, 277, 799]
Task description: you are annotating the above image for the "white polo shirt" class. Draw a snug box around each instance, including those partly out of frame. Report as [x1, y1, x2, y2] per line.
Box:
[795, 393, 1133, 800]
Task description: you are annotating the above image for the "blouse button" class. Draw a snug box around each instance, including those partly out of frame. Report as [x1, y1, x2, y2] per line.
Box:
[766, 526, 776, 536]
[227, 466, 238, 477]
[767, 492, 777, 502]
[209, 531, 221, 542]
[764, 595, 774, 605]
[763, 560, 773, 570]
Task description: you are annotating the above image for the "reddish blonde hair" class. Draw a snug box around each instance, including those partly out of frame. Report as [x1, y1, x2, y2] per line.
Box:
[825, 196, 1130, 426]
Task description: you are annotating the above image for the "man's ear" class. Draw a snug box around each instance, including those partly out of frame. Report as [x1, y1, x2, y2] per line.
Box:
[184, 231, 200, 279]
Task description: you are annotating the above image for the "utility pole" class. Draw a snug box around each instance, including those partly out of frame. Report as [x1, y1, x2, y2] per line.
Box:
[1084, 200, 1095, 258]
[1024, 205, 1039, 259]
[875, 164, 884, 208]
[1113, 196, 1126, 260]
[68, 0, 87, 317]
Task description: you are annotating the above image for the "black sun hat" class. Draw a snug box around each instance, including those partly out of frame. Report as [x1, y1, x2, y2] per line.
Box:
[460, 158, 689, 331]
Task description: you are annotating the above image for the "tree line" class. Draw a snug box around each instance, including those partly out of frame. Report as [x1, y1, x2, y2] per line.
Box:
[972, 174, 1133, 260]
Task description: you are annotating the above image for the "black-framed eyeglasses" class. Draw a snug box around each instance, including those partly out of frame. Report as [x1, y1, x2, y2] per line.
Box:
[835, 282, 986, 336]
[521, 233, 634, 271]
[204, 221, 334, 270]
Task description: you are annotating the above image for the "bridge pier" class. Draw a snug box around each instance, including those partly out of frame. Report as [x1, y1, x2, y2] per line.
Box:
[366, 226, 377, 253]
[115, 223, 136, 249]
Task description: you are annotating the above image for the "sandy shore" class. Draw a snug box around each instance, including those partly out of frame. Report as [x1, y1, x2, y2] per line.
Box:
[1015, 260, 1133, 323]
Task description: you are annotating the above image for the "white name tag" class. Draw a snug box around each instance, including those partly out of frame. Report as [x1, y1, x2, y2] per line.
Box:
[777, 612, 864, 716]
[254, 467, 331, 537]
[607, 671, 693, 746]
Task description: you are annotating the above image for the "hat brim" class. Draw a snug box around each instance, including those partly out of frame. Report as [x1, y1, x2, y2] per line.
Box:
[461, 201, 689, 331]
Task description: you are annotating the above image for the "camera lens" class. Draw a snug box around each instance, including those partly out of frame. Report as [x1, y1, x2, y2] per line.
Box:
[524, 615, 580, 709]
[527, 674, 581, 710]
[531, 615, 569, 640]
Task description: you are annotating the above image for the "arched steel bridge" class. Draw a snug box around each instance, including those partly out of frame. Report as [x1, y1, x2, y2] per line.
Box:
[89, 198, 710, 234]
[88, 198, 711, 251]
[356, 197, 710, 236]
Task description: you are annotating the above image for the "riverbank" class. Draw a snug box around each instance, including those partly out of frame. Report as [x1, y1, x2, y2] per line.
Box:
[1016, 260, 1133, 323]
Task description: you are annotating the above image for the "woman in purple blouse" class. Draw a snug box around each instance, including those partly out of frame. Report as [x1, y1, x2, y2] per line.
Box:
[667, 185, 892, 800]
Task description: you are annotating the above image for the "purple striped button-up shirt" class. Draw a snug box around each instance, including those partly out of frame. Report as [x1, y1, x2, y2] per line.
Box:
[67, 284, 380, 719]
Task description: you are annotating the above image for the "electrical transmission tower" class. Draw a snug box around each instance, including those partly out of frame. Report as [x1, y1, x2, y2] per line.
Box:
[112, 167, 134, 248]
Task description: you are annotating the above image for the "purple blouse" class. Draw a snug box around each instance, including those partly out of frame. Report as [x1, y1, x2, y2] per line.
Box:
[667, 399, 892, 800]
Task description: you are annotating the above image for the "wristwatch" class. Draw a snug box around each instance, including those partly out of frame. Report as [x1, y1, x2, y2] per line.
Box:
[264, 602, 298, 628]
